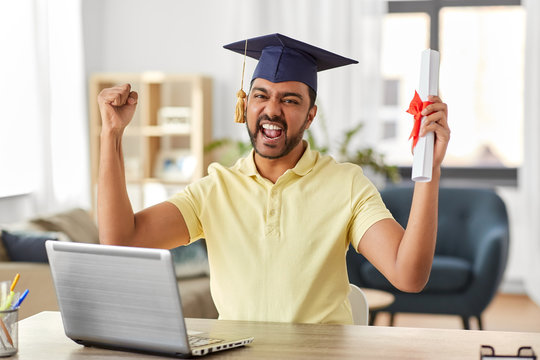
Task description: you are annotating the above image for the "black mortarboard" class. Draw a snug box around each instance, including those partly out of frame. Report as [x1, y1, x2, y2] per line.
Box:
[224, 33, 358, 93]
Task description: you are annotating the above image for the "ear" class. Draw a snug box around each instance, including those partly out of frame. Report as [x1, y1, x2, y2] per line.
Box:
[304, 104, 317, 130]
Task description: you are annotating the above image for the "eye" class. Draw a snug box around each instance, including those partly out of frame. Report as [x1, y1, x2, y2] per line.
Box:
[253, 93, 267, 100]
[283, 98, 299, 105]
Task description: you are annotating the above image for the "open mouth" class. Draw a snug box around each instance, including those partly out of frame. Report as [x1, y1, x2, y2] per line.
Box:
[261, 123, 283, 140]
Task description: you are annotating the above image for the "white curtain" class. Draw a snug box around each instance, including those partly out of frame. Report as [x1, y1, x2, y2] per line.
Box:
[522, 0, 540, 306]
[0, 0, 89, 217]
[0, 2, 40, 198]
[231, 0, 385, 155]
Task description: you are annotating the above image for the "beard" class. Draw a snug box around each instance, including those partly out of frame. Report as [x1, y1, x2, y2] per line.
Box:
[247, 113, 310, 160]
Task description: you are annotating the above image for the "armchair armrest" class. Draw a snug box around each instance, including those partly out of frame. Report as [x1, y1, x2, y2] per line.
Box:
[463, 226, 509, 314]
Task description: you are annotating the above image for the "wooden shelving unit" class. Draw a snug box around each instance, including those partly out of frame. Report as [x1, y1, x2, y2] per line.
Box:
[89, 72, 212, 212]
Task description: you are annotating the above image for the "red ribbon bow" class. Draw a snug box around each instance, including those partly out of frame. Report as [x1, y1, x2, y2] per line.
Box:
[406, 90, 432, 150]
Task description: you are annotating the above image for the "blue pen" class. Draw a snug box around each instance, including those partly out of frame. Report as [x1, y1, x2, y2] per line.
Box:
[11, 289, 28, 309]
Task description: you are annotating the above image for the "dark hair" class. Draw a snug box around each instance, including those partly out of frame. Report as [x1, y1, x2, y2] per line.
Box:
[308, 86, 317, 109]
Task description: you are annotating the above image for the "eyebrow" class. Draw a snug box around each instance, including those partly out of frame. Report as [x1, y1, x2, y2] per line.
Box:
[282, 92, 304, 100]
[252, 87, 304, 101]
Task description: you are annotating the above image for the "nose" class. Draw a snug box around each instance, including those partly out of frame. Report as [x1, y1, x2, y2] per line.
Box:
[264, 98, 283, 118]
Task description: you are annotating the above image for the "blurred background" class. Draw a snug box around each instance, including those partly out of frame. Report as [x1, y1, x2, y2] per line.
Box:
[0, 0, 539, 330]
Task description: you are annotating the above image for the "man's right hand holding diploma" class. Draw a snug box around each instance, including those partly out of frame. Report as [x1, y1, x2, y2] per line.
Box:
[357, 96, 449, 293]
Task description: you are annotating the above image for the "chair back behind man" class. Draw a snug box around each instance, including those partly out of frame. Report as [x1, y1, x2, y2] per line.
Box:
[348, 283, 369, 325]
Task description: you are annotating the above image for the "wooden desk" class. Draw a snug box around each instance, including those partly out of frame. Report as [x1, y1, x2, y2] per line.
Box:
[18, 312, 539, 359]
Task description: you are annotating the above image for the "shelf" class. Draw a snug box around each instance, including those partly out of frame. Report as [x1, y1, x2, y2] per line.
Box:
[126, 178, 192, 185]
[142, 178, 192, 185]
[141, 126, 191, 137]
[89, 72, 212, 212]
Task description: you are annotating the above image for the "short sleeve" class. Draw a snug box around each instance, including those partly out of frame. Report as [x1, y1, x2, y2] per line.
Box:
[348, 172, 394, 252]
[167, 182, 206, 243]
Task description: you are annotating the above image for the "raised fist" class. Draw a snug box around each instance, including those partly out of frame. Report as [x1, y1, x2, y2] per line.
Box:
[97, 83, 138, 133]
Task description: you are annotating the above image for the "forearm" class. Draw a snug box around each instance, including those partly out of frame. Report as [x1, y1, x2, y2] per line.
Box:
[395, 167, 440, 291]
[97, 129, 136, 245]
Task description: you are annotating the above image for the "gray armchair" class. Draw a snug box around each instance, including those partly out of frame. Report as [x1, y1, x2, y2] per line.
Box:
[347, 187, 509, 329]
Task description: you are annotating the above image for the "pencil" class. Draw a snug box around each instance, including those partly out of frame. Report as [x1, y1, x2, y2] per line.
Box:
[0, 317, 13, 347]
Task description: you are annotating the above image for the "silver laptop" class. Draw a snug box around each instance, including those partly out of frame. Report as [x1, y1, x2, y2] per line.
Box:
[45, 241, 253, 357]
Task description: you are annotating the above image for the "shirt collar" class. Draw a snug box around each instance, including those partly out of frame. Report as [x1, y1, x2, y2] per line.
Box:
[237, 141, 318, 178]
[291, 141, 317, 176]
[238, 149, 258, 177]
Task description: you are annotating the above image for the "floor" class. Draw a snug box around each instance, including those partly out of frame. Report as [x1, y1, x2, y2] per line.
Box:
[372, 292, 540, 332]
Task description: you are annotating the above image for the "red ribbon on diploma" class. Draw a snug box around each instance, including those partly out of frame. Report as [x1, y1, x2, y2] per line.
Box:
[406, 90, 432, 150]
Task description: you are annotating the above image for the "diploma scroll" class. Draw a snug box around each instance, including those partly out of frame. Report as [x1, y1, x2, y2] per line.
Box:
[411, 49, 440, 182]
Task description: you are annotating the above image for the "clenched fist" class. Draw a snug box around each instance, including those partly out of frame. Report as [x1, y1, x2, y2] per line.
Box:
[97, 84, 138, 134]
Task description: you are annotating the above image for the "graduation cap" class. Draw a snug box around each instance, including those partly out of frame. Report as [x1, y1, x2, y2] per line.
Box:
[224, 33, 358, 123]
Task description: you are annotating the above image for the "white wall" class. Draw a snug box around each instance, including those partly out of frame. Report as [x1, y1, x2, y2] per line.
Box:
[496, 187, 527, 293]
[83, 0, 249, 142]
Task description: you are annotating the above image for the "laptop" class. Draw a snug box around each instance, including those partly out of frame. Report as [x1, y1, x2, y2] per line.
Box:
[45, 241, 254, 357]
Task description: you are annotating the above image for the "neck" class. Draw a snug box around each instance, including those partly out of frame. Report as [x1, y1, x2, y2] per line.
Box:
[254, 141, 307, 183]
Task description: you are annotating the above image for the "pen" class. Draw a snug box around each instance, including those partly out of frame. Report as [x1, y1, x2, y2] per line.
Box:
[0, 273, 21, 311]
[9, 274, 19, 292]
[11, 289, 28, 309]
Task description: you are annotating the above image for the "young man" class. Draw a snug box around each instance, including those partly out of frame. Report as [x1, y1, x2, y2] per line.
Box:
[97, 34, 450, 324]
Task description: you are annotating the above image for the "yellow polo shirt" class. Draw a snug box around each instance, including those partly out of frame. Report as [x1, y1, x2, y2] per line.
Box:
[168, 143, 393, 324]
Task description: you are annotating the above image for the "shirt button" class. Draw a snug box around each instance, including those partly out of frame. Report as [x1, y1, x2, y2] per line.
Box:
[269, 209, 275, 216]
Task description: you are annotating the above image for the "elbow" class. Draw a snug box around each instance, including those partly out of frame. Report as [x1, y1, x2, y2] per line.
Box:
[395, 279, 427, 293]
[392, 272, 430, 293]
[391, 257, 433, 293]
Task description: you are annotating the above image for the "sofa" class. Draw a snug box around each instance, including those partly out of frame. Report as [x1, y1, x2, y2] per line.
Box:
[0, 208, 217, 320]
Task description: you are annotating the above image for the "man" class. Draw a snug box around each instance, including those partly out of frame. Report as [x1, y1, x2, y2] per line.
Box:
[97, 34, 450, 324]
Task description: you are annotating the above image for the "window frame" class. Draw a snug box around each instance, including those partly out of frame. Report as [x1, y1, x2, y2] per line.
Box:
[387, 0, 522, 187]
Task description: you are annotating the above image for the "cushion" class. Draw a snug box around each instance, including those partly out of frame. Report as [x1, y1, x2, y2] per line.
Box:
[423, 256, 472, 293]
[0, 221, 68, 262]
[171, 240, 209, 279]
[360, 255, 472, 294]
[1, 230, 59, 263]
[30, 208, 99, 244]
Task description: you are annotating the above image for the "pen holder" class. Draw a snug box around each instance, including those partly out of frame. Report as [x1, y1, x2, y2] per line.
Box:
[0, 308, 18, 357]
[0, 282, 10, 311]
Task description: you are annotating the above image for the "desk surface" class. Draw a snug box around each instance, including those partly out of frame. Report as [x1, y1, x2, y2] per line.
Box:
[19, 312, 539, 359]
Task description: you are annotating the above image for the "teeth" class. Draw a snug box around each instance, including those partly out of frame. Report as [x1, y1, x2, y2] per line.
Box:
[262, 124, 282, 130]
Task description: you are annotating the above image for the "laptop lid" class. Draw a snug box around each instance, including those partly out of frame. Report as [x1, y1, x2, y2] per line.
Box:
[46, 241, 194, 356]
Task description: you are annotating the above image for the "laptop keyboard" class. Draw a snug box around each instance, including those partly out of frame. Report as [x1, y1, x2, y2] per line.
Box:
[189, 335, 224, 347]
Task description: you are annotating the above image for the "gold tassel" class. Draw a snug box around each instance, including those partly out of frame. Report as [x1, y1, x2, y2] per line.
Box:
[234, 89, 246, 123]
[234, 39, 248, 124]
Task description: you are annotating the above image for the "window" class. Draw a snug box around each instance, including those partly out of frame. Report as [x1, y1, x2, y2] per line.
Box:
[0, 2, 39, 197]
[379, 0, 524, 183]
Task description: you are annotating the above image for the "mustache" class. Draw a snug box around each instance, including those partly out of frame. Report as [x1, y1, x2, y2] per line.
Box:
[256, 114, 288, 132]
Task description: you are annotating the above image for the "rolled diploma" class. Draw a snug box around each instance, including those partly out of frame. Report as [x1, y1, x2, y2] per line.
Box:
[411, 49, 440, 182]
